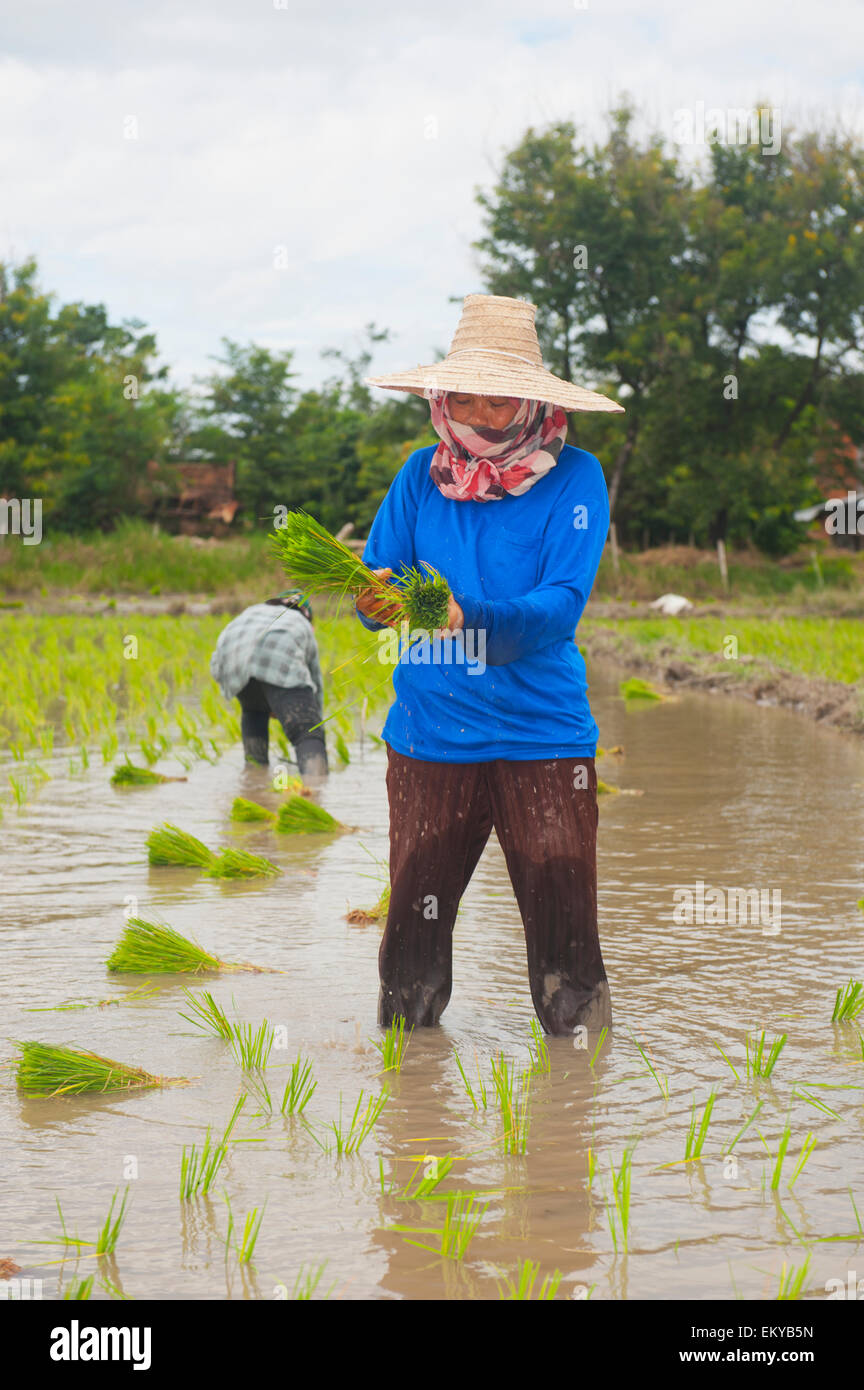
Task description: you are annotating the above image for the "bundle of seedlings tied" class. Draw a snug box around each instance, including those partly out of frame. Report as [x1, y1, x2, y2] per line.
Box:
[146, 822, 280, 878]
[110, 761, 187, 786]
[106, 916, 269, 975]
[13, 1041, 187, 1097]
[270, 510, 451, 630]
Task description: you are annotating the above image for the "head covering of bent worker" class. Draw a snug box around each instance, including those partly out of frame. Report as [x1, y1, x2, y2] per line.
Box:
[265, 591, 313, 624]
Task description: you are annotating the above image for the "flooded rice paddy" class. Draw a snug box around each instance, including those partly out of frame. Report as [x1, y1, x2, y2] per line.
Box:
[2, 657, 864, 1300]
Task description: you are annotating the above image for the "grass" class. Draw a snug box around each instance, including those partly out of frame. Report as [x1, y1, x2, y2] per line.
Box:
[111, 762, 185, 786]
[685, 1089, 718, 1160]
[833, 979, 864, 1023]
[628, 1028, 669, 1098]
[276, 795, 342, 834]
[453, 1049, 488, 1111]
[223, 1193, 266, 1267]
[776, 1255, 811, 1300]
[94, 1188, 132, 1255]
[230, 1020, 275, 1071]
[372, 1017, 412, 1073]
[390, 1192, 487, 1260]
[526, 1018, 551, 1076]
[490, 1053, 532, 1156]
[310, 1089, 389, 1155]
[497, 1258, 563, 1300]
[280, 1055, 317, 1115]
[14, 1041, 183, 1097]
[230, 797, 276, 823]
[179, 1096, 246, 1199]
[106, 917, 266, 974]
[607, 1145, 635, 1254]
[746, 1030, 787, 1079]
[146, 822, 215, 869]
[178, 989, 233, 1040]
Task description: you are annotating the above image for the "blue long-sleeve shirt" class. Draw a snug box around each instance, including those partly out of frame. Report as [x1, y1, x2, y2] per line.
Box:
[357, 442, 609, 763]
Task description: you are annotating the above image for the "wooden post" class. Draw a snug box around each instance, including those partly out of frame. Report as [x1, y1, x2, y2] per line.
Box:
[609, 522, 621, 577]
[716, 538, 729, 591]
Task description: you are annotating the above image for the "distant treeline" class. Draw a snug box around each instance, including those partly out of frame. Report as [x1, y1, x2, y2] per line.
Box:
[1, 100, 862, 554]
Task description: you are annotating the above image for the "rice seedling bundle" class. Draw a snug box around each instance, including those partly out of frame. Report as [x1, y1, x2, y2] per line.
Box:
[620, 677, 663, 702]
[372, 1016, 413, 1073]
[207, 847, 281, 879]
[270, 510, 451, 630]
[230, 797, 276, 823]
[111, 762, 186, 786]
[107, 917, 266, 974]
[146, 823, 215, 869]
[14, 1041, 185, 1097]
[276, 795, 341, 835]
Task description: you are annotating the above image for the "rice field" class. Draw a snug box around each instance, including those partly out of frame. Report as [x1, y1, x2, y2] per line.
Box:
[1, 611, 864, 1303]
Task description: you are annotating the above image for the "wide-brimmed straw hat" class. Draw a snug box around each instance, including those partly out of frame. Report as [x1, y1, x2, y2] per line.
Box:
[365, 293, 625, 414]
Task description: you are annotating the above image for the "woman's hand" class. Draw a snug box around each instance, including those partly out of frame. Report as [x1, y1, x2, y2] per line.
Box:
[355, 568, 403, 627]
[443, 595, 464, 634]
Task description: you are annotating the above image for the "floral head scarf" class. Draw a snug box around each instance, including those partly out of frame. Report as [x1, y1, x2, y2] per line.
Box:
[428, 392, 568, 502]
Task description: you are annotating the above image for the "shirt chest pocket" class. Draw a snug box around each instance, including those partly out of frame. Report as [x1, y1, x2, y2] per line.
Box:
[478, 526, 542, 598]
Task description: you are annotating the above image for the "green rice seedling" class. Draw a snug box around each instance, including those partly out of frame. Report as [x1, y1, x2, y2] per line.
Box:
[280, 1055, 317, 1115]
[392, 1192, 487, 1261]
[14, 1041, 183, 1098]
[398, 1154, 455, 1198]
[723, 1099, 763, 1155]
[597, 779, 620, 795]
[223, 1193, 266, 1267]
[832, 979, 864, 1023]
[230, 1020, 275, 1071]
[291, 1262, 334, 1300]
[230, 797, 276, 823]
[589, 1027, 609, 1070]
[453, 1049, 488, 1110]
[178, 989, 233, 1040]
[35, 1196, 89, 1250]
[587, 1147, 597, 1189]
[146, 822, 215, 869]
[490, 1053, 532, 1156]
[619, 677, 663, 701]
[712, 1040, 741, 1080]
[179, 1096, 245, 1199]
[685, 1089, 717, 1161]
[770, 1120, 793, 1190]
[788, 1132, 817, 1189]
[94, 1188, 131, 1255]
[776, 1254, 811, 1300]
[106, 917, 264, 974]
[607, 1146, 634, 1254]
[334, 732, 351, 764]
[628, 1028, 669, 1098]
[62, 1276, 95, 1300]
[792, 1088, 842, 1121]
[372, 1017, 413, 1073]
[310, 1089, 389, 1155]
[207, 847, 281, 879]
[496, 1258, 563, 1300]
[745, 1029, 787, 1079]
[276, 795, 342, 834]
[526, 1018, 551, 1075]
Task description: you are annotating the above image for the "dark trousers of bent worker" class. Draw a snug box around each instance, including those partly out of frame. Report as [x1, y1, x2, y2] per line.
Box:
[237, 678, 328, 777]
[379, 748, 611, 1036]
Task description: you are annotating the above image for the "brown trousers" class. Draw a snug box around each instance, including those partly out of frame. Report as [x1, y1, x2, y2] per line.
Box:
[379, 748, 612, 1035]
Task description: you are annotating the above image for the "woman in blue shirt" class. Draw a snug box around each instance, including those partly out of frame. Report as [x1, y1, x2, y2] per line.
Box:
[356, 294, 624, 1036]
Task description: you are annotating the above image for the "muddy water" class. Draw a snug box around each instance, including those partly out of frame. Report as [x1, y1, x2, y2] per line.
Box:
[2, 660, 864, 1301]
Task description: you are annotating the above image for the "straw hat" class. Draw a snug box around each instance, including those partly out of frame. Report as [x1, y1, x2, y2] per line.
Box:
[365, 293, 625, 413]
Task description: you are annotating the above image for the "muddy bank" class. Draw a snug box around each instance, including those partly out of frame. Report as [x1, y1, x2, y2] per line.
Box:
[584, 622, 864, 737]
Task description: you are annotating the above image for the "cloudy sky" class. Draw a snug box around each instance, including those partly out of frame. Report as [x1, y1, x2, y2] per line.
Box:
[2, 0, 862, 394]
